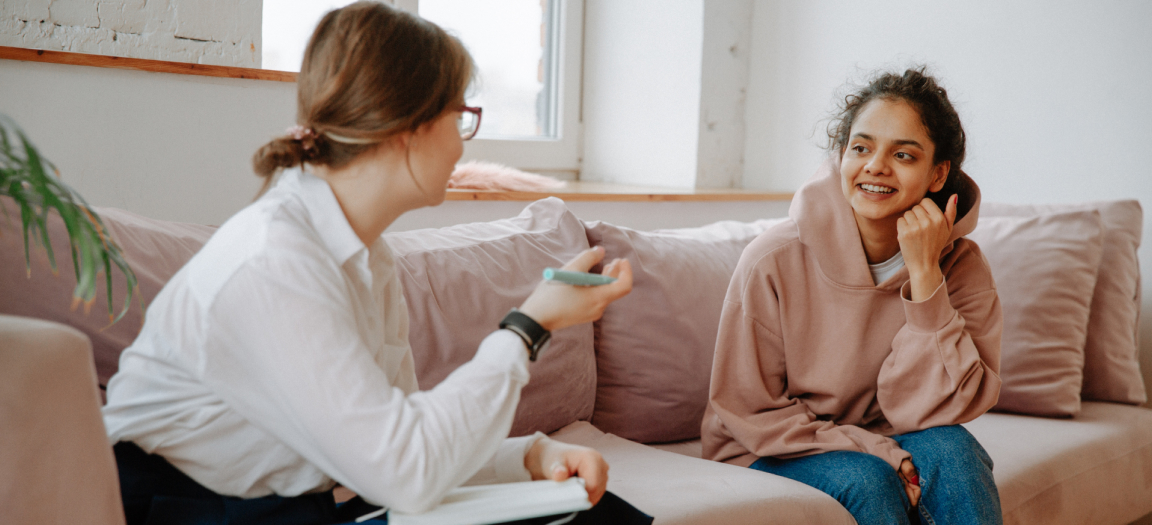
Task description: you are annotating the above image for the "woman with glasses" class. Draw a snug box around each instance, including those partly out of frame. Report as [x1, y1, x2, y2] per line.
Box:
[102, 3, 645, 524]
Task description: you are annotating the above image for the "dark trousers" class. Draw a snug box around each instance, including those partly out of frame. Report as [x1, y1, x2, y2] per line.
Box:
[115, 442, 652, 525]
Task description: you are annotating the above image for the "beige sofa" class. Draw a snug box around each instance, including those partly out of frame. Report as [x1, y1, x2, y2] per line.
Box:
[2, 196, 1150, 524]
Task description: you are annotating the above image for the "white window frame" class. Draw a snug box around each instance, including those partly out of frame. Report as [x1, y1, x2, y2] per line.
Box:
[394, 0, 583, 176]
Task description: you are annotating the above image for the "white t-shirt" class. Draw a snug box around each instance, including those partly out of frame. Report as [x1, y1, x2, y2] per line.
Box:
[869, 251, 906, 285]
[103, 169, 538, 513]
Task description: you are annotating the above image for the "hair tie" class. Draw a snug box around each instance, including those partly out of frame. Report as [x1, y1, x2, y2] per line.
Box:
[324, 131, 380, 145]
[285, 125, 318, 151]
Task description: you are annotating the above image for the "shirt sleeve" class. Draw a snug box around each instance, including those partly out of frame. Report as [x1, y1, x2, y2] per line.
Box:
[195, 254, 532, 514]
[464, 433, 544, 486]
[876, 249, 1003, 433]
[706, 276, 912, 470]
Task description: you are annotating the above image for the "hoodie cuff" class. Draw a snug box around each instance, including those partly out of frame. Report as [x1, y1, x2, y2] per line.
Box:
[900, 278, 956, 333]
[875, 440, 913, 470]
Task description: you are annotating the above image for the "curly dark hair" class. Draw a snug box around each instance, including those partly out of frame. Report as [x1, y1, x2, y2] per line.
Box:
[827, 67, 967, 211]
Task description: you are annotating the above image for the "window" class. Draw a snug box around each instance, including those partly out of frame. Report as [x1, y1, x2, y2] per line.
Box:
[262, 0, 583, 176]
[262, 0, 359, 72]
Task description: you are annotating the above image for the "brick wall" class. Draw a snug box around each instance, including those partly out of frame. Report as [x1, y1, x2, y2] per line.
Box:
[0, 0, 262, 68]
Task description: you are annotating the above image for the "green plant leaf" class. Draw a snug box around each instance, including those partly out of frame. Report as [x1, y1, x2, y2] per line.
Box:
[0, 114, 138, 322]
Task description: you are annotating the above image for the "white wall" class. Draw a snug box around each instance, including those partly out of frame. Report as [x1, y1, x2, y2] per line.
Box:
[581, 0, 754, 190]
[743, 0, 1152, 402]
[0, 59, 292, 225]
[0, 0, 263, 67]
[743, 0, 1152, 200]
[0, 57, 787, 230]
[581, 0, 704, 188]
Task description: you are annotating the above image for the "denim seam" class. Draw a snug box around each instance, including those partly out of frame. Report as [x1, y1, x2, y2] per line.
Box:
[919, 503, 936, 525]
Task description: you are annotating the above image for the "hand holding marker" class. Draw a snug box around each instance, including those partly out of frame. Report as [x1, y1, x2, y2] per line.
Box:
[519, 247, 632, 332]
[543, 268, 618, 286]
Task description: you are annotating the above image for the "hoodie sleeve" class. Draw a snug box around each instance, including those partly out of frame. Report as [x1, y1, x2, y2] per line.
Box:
[705, 259, 912, 470]
[877, 242, 1003, 433]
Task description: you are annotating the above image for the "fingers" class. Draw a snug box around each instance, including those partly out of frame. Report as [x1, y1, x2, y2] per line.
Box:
[571, 258, 633, 316]
[911, 203, 932, 224]
[549, 461, 569, 482]
[905, 482, 920, 508]
[561, 246, 606, 272]
[944, 193, 958, 226]
[530, 440, 609, 506]
[599, 259, 633, 301]
[901, 198, 953, 234]
[567, 450, 608, 506]
[898, 459, 921, 507]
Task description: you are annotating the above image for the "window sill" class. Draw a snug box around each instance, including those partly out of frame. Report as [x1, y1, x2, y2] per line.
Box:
[446, 181, 793, 202]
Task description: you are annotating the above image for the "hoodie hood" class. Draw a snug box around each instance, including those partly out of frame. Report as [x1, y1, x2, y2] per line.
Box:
[788, 158, 982, 288]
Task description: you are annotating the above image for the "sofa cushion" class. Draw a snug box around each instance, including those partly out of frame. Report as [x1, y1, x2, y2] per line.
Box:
[982, 201, 1146, 405]
[386, 198, 595, 437]
[549, 421, 855, 525]
[967, 210, 1104, 417]
[583, 219, 784, 443]
[962, 402, 1152, 525]
[0, 198, 215, 387]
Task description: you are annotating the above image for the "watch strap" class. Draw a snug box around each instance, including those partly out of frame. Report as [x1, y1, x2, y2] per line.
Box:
[499, 309, 551, 361]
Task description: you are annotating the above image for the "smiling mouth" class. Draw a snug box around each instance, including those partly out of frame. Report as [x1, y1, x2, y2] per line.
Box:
[858, 183, 895, 195]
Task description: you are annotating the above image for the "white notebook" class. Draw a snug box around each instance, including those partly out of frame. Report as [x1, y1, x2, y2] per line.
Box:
[387, 478, 592, 525]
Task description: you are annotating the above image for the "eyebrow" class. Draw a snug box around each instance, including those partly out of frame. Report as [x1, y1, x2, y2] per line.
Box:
[851, 133, 925, 150]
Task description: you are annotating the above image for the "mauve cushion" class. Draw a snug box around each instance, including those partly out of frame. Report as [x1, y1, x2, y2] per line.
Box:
[967, 210, 1104, 417]
[982, 201, 1145, 405]
[385, 197, 595, 437]
[584, 218, 784, 443]
[0, 197, 215, 388]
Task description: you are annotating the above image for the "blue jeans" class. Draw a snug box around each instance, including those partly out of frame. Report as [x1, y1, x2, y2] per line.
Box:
[750, 425, 1002, 525]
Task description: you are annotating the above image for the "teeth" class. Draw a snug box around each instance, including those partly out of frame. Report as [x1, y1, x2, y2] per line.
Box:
[860, 183, 894, 194]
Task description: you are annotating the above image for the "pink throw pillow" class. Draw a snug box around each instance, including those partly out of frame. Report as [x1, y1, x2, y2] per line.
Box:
[967, 210, 1105, 417]
[0, 198, 216, 388]
[982, 201, 1145, 405]
[584, 218, 784, 443]
[385, 197, 596, 437]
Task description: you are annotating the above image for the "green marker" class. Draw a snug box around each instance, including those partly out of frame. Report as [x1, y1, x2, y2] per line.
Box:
[542, 267, 617, 286]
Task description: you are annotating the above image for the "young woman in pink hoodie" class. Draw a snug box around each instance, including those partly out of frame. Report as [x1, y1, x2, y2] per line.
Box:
[702, 68, 1003, 525]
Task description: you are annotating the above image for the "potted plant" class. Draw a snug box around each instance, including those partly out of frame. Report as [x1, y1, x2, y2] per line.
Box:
[1, 114, 137, 322]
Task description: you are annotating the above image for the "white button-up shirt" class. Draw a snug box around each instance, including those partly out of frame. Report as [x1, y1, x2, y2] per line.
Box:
[103, 169, 537, 513]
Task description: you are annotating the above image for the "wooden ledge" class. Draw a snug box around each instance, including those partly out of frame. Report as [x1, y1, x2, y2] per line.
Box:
[0, 46, 296, 82]
[446, 181, 793, 202]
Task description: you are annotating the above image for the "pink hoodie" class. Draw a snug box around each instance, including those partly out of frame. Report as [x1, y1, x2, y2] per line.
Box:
[701, 161, 1002, 470]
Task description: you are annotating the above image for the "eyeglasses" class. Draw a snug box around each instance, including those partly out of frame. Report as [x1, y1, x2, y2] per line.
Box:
[458, 105, 483, 140]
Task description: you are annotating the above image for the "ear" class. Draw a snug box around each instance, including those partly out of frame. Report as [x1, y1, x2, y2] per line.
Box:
[390, 130, 413, 151]
[928, 160, 950, 193]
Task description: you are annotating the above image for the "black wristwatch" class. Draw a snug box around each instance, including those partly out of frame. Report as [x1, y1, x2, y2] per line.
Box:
[499, 308, 551, 361]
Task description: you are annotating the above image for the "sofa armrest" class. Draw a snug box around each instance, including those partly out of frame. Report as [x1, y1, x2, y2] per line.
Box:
[0, 314, 126, 525]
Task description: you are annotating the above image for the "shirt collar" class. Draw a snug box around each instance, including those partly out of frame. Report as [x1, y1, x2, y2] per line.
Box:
[278, 168, 366, 265]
